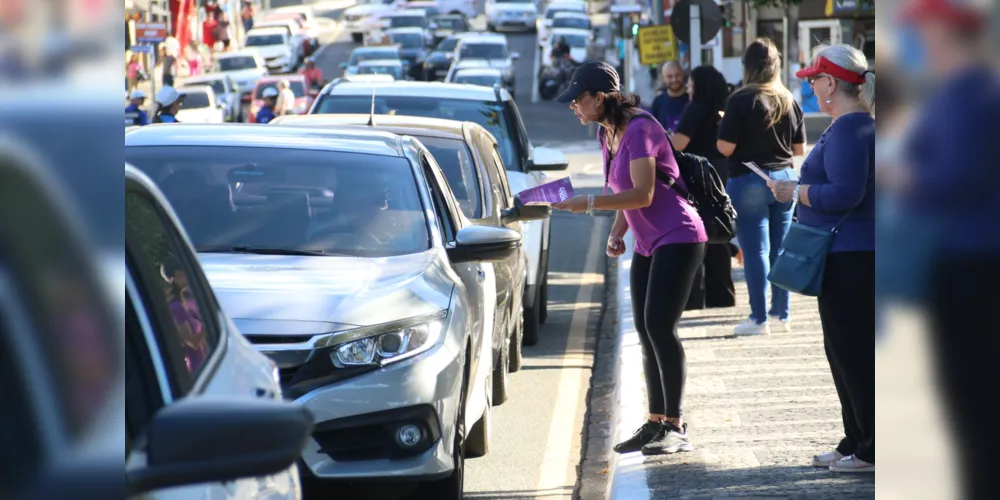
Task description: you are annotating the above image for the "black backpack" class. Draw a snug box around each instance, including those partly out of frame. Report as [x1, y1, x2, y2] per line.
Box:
[601, 113, 737, 244]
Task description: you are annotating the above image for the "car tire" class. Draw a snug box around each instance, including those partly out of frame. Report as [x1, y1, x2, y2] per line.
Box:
[351, 33, 363, 43]
[465, 396, 490, 458]
[492, 336, 509, 405]
[509, 307, 523, 372]
[523, 294, 541, 346]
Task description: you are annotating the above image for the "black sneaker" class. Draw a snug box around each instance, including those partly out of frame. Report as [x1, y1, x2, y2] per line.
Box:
[613, 421, 663, 454]
[641, 422, 694, 456]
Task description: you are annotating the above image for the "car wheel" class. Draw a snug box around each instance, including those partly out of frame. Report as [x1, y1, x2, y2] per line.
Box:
[492, 335, 509, 405]
[351, 33, 363, 43]
[465, 394, 490, 458]
[509, 307, 523, 372]
[523, 294, 541, 346]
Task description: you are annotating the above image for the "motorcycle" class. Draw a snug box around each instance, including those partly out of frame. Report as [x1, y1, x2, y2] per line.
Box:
[538, 57, 577, 101]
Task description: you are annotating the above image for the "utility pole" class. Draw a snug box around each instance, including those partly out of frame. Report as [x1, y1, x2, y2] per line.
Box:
[652, 0, 665, 26]
[689, 2, 701, 69]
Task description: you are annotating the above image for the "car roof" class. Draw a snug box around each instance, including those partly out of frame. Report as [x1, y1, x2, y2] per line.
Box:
[272, 114, 471, 141]
[325, 80, 509, 101]
[454, 68, 503, 77]
[359, 59, 404, 66]
[353, 45, 400, 53]
[457, 33, 507, 44]
[247, 27, 288, 36]
[387, 27, 426, 35]
[338, 74, 397, 83]
[124, 124, 404, 157]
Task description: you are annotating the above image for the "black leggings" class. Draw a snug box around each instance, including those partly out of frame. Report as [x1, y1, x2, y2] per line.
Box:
[818, 251, 875, 463]
[631, 242, 705, 418]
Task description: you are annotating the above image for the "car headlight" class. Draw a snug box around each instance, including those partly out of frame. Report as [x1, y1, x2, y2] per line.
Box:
[332, 320, 444, 367]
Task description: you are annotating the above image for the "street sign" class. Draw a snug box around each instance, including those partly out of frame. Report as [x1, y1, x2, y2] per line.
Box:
[637, 25, 678, 66]
[669, 0, 723, 45]
[131, 44, 154, 54]
[135, 21, 168, 43]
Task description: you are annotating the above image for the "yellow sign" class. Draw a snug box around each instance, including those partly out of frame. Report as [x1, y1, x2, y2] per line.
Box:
[637, 25, 677, 66]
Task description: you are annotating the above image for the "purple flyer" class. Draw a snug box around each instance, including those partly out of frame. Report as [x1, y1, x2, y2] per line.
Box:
[517, 177, 576, 205]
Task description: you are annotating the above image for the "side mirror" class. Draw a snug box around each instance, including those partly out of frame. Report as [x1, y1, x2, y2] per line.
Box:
[339, 62, 349, 69]
[125, 398, 313, 497]
[447, 225, 521, 264]
[526, 146, 569, 171]
[510, 52, 520, 60]
[501, 202, 551, 225]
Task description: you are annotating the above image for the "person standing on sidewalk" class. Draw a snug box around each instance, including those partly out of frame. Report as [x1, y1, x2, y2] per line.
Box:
[551, 61, 707, 456]
[202, 11, 219, 54]
[649, 61, 688, 134]
[769, 43, 875, 474]
[241, 0, 255, 34]
[671, 65, 736, 310]
[217, 12, 233, 52]
[717, 38, 806, 336]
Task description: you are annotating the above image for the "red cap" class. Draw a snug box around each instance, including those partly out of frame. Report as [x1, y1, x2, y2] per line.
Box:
[900, 0, 987, 30]
[796, 56, 866, 85]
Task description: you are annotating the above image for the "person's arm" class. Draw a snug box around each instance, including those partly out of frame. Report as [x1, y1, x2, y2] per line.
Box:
[610, 209, 629, 238]
[671, 103, 704, 152]
[791, 101, 806, 157]
[716, 93, 743, 157]
[594, 122, 661, 210]
[803, 123, 870, 212]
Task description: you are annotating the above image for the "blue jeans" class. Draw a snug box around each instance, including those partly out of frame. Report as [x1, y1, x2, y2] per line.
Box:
[727, 168, 796, 323]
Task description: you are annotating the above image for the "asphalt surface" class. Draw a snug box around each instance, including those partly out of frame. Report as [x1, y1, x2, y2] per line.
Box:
[270, 2, 612, 499]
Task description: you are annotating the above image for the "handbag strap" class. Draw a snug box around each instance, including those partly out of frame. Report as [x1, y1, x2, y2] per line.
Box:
[600, 113, 687, 199]
[829, 173, 874, 234]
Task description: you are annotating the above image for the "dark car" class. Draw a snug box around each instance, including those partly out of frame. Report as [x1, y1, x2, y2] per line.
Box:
[387, 27, 431, 80]
[425, 34, 464, 81]
[430, 14, 470, 44]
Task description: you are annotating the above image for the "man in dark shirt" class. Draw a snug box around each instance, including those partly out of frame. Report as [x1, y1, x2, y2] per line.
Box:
[125, 90, 150, 126]
[255, 87, 278, 124]
[649, 61, 688, 133]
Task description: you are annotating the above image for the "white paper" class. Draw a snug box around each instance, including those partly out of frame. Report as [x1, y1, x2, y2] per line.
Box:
[742, 162, 772, 182]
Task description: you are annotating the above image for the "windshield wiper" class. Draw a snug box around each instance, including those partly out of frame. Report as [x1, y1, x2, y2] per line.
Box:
[200, 246, 338, 256]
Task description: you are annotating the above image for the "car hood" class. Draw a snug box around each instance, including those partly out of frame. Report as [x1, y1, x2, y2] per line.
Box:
[199, 252, 455, 335]
[494, 4, 537, 13]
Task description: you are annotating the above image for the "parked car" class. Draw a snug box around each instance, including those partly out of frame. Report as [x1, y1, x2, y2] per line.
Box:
[454, 33, 518, 96]
[253, 18, 310, 63]
[309, 80, 570, 344]
[174, 86, 227, 123]
[448, 66, 505, 90]
[429, 13, 471, 44]
[341, 44, 403, 76]
[123, 165, 313, 499]
[248, 75, 313, 122]
[342, 0, 406, 44]
[244, 27, 297, 73]
[356, 58, 405, 80]
[485, 0, 539, 32]
[386, 27, 432, 80]
[212, 50, 269, 104]
[182, 73, 242, 122]
[124, 124, 543, 499]
[537, 1, 586, 44]
[542, 27, 591, 65]
[540, 11, 591, 46]
[268, 4, 322, 49]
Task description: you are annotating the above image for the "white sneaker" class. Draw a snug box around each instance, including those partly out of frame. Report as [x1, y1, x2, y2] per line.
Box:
[733, 319, 769, 336]
[811, 450, 844, 467]
[829, 455, 875, 473]
[769, 315, 791, 332]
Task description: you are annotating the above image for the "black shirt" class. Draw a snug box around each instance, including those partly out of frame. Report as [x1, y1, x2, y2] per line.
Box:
[675, 101, 725, 172]
[162, 55, 176, 77]
[718, 87, 805, 178]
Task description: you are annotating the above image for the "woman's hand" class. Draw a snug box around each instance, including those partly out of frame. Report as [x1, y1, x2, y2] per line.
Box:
[552, 195, 589, 213]
[768, 179, 799, 203]
[607, 235, 626, 257]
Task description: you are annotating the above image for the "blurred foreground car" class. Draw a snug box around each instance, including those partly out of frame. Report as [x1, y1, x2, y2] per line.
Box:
[124, 124, 543, 499]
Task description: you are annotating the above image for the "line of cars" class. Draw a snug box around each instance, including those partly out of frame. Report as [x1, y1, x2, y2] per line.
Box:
[124, 79, 568, 499]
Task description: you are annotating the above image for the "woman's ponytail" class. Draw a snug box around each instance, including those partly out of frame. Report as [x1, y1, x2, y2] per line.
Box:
[860, 71, 875, 116]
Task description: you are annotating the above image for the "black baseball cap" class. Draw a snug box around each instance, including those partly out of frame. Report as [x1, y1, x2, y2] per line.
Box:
[556, 61, 621, 103]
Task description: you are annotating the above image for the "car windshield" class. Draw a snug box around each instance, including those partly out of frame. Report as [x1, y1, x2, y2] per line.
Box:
[546, 8, 580, 19]
[417, 137, 481, 219]
[123, 146, 431, 257]
[453, 74, 501, 87]
[189, 80, 227, 95]
[255, 81, 305, 98]
[555, 33, 588, 47]
[357, 65, 403, 79]
[459, 43, 507, 59]
[314, 96, 518, 171]
[553, 17, 588, 29]
[246, 34, 285, 46]
[218, 56, 257, 71]
[433, 17, 464, 29]
[436, 37, 459, 52]
[349, 49, 398, 65]
[179, 92, 211, 109]
[390, 16, 425, 29]
[390, 33, 424, 49]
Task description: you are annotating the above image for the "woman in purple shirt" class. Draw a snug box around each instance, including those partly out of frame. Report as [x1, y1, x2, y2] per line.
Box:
[552, 61, 707, 456]
[769, 44, 875, 474]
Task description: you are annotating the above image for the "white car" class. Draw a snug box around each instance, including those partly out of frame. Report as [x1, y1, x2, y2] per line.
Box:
[253, 18, 309, 63]
[409, 0, 476, 18]
[539, 11, 591, 46]
[453, 33, 519, 95]
[542, 27, 591, 65]
[343, 0, 406, 44]
[245, 27, 297, 73]
[537, 1, 586, 44]
[381, 9, 434, 46]
[180, 74, 242, 121]
[268, 4, 322, 46]
[447, 66, 504, 89]
[175, 86, 227, 123]
[212, 50, 269, 101]
[355, 58, 405, 80]
[485, 0, 539, 32]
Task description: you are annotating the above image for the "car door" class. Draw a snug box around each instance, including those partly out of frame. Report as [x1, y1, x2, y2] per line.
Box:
[123, 176, 298, 500]
[483, 133, 527, 336]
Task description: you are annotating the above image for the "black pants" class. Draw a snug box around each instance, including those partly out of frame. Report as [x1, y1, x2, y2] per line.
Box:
[631, 242, 705, 418]
[929, 254, 1000, 500]
[686, 243, 737, 310]
[818, 251, 875, 463]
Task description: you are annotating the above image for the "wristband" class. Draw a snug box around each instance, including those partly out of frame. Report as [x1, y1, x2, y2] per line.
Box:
[792, 184, 801, 204]
[586, 195, 596, 216]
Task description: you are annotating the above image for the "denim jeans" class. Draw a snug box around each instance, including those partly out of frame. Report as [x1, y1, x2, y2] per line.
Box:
[726, 168, 796, 323]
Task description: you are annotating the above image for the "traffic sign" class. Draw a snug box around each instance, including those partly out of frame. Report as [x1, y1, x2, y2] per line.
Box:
[637, 25, 678, 66]
[135, 21, 168, 43]
[131, 44, 154, 54]
[669, 0, 723, 45]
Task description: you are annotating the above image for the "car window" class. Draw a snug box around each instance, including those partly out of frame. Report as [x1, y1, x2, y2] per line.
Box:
[506, 100, 531, 172]
[390, 16, 426, 29]
[433, 17, 465, 30]
[180, 91, 211, 109]
[314, 95, 520, 172]
[553, 17, 589, 29]
[554, 33, 588, 47]
[422, 156, 457, 242]
[546, 7, 582, 19]
[460, 42, 507, 59]
[453, 73, 501, 87]
[246, 33, 286, 46]
[436, 37, 459, 52]
[357, 64, 403, 79]
[125, 146, 433, 258]
[490, 146, 514, 208]
[125, 188, 220, 393]
[218, 56, 257, 71]
[189, 80, 227, 95]
[124, 282, 164, 443]
[418, 136, 482, 219]
[350, 49, 399, 64]
[390, 32, 424, 49]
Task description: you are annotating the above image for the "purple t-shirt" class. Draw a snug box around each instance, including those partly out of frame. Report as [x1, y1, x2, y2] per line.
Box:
[604, 112, 707, 256]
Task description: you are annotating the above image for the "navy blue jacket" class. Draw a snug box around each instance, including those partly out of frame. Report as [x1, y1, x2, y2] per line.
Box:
[256, 106, 276, 124]
[125, 104, 149, 126]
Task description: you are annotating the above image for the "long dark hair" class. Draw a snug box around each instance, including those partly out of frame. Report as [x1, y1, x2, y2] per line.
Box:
[596, 91, 642, 131]
[690, 66, 729, 117]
